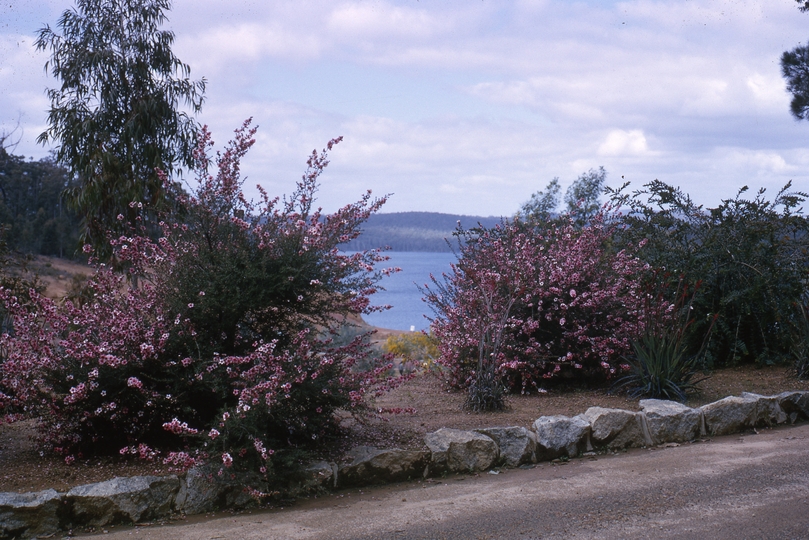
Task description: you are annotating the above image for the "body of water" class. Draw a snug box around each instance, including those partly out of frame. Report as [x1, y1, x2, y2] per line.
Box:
[362, 251, 457, 331]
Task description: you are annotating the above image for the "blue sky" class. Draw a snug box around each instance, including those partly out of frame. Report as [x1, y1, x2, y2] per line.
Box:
[2, 0, 808, 216]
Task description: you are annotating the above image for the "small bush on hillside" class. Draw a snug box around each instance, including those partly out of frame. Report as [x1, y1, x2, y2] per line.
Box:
[0, 229, 46, 421]
[383, 332, 440, 374]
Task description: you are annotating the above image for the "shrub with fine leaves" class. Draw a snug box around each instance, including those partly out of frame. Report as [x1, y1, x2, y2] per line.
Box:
[0, 120, 400, 475]
[423, 214, 669, 396]
[609, 180, 809, 368]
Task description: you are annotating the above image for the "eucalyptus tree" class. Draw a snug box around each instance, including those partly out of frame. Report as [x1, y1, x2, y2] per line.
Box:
[563, 166, 607, 226]
[35, 0, 205, 256]
[518, 167, 607, 227]
[517, 177, 560, 223]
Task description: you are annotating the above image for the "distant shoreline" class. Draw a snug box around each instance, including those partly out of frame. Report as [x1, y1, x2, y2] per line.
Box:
[341, 211, 503, 253]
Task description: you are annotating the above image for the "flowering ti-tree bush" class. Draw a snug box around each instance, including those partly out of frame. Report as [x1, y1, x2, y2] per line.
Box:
[0, 120, 401, 475]
[423, 214, 670, 397]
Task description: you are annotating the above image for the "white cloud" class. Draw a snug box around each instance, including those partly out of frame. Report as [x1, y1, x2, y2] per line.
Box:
[722, 148, 789, 174]
[327, 2, 439, 40]
[4, 0, 809, 217]
[597, 129, 649, 157]
[177, 23, 322, 75]
[746, 72, 790, 111]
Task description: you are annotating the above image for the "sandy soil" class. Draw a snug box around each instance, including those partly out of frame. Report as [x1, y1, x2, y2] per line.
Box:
[30, 254, 93, 299]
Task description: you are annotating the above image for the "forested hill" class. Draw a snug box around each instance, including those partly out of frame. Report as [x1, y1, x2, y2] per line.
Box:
[342, 211, 503, 252]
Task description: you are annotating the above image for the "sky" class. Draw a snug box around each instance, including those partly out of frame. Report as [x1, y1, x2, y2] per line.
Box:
[1, 0, 809, 217]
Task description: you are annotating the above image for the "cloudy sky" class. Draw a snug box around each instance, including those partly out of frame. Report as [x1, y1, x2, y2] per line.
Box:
[2, 0, 808, 216]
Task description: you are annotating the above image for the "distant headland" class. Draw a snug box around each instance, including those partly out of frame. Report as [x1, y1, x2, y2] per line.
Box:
[341, 211, 503, 252]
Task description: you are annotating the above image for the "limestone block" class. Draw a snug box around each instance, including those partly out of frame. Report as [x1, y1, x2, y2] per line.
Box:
[741, 392, 788, 426]
[339, 447, 429, 487]
[639, 399, 701, 444]
[700, 396, 757, 436]
[175, 467, 268, 516]
[475, 426, 537, 467]
[0, 489, 61, 539]
[776, 391, 809, 422]
[583, 407, 646, 449]
[66, 475, 179, 527]
[532, 415, 591, 460]
[424, 428, 498, 473]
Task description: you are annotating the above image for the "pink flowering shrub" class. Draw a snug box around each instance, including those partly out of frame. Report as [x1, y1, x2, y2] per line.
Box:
[423, 215, 670, 395]
[0, 120, 400, 474]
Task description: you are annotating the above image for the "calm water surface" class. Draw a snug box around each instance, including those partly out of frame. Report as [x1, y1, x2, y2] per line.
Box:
[362, 251, 457, 331]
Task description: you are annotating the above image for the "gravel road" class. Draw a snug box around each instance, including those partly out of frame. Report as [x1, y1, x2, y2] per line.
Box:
[93, 423, 809, 539]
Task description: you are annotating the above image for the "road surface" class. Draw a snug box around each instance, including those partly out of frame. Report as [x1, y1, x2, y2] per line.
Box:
[94, 423, 809, 539]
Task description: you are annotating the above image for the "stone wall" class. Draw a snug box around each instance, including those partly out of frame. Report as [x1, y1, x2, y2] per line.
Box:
[2, 390, 808, 539]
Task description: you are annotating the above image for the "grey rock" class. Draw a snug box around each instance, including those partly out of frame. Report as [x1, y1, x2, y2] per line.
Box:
[66, 475, 178, 527]
[640, 399, 701, 444]
[285, 461, 337, 497]
[307, 461, 338, 490]
[741, 392, 788, 426]
[339, 447, 429, 487]
[475, 427, 537, 467]
[700, 396, 757, 436]
[583, 407, 646, 449]
[424, 428, 498, 473]
[175, 467, 267, 515]
[533, 415, 591, 460]
[777, 391, 809, 421]
[0, 489, 61, 539]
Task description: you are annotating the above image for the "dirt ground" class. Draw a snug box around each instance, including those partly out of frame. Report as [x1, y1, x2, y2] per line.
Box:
[1, 363, 806, 494]
[335, 364, 809, 455]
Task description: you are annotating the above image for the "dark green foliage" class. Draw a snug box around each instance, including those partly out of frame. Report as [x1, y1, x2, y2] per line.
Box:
[564, 167, 607, 226]
[35, 0, 205, 256]
[781, 43, 809, 121]
[610, 180, 809, 369]
[465, 363, 507, 412]
[794, 303, 809, 379]
[0, 146, 81, 258]
[518, 177, 560, 223]
[781, 1, 809, 120]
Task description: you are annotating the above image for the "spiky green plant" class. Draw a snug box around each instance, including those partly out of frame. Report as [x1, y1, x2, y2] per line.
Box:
[613, 332, 706, 402]
[612, 278, 715, 402]
[465, 363, 507, 412]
